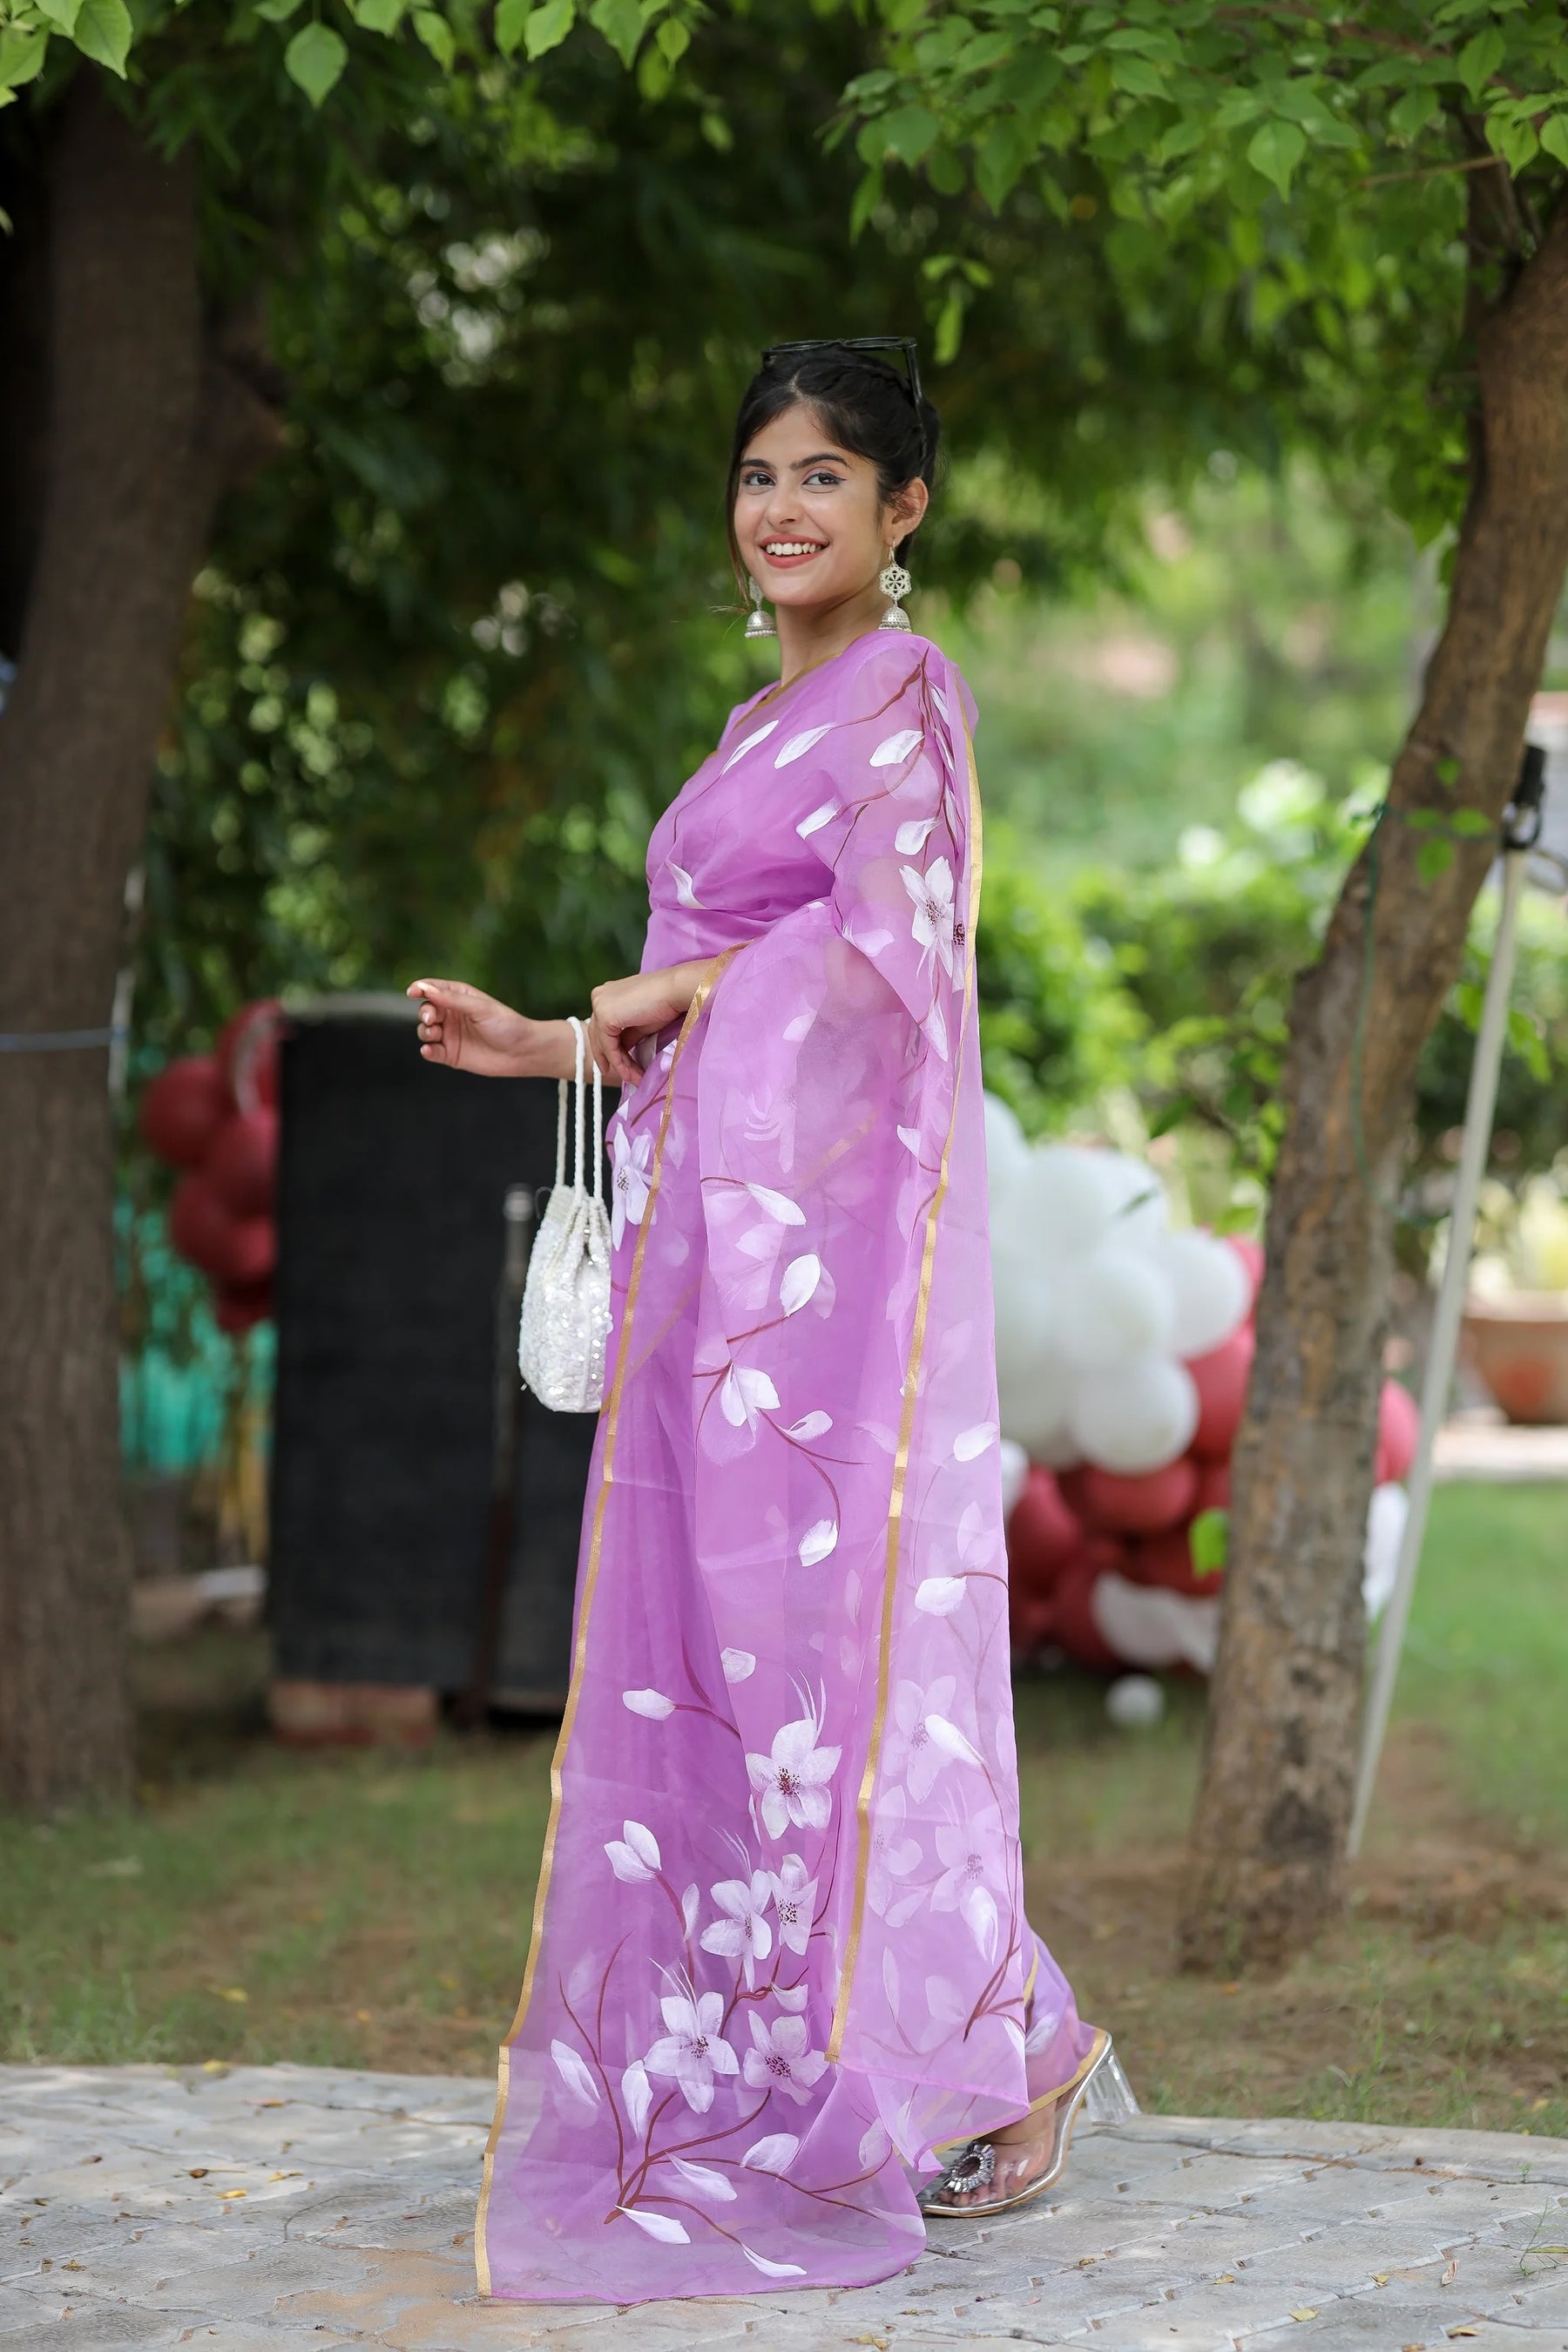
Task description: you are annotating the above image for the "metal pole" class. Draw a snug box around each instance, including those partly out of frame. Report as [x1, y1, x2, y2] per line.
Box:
[1348, 844, 1528, 1855]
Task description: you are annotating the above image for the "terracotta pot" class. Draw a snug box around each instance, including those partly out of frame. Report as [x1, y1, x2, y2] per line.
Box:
[1462, 1293, 1568, 1424]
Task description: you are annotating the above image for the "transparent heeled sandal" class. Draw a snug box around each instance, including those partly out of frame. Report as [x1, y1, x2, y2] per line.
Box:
[918, 2029, 1136, 2220]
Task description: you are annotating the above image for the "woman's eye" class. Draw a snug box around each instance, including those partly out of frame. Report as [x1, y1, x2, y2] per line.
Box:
[741, 469, 774, 490]
[804, 470, 843, 489]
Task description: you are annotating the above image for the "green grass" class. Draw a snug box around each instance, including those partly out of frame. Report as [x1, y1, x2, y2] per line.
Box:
[1, 1483, 1564, 2146]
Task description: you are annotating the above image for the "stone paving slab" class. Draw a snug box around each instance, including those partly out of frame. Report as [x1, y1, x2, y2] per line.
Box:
[2, 2065, 1566, 2349]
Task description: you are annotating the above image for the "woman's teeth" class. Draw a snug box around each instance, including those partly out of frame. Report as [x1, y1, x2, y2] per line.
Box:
[764, 541, 824, 557]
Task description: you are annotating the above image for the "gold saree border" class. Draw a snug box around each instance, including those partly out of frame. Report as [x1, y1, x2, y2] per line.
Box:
[828, 699, 986, 2063]
[475, 946, 742, 2301]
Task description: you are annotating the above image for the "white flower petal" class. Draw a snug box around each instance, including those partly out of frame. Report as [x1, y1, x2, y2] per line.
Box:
[895, 814, 937, 854]
[776, 724, 834, 767]
[681, 1881, 700, 1935]
[870, 727, 923, 768]
[779, 1253, 821, 1315]
[668, 862, 702, 908]
[723, 719, 779, 771]
[621, 1688, 675, 1720]
[963, 1882, 1000, 1963]
[954, 1422, 997, 1462]
[795, 800, 837, 838]
[896, 1125, 922, 1155]
[617, 2206, 690, 2243]
[720, 1646, 756, 1683]
[622, 1820, 660, 1871]
[742, 2132, 801, 2173]
[605, 1839, 656, 1883]
[622, 2058, 652, 2136]
[720, 1369, 748, 1427]
[798, 1518, 838, 1568]
[668, 2154, 737, 2200]
[742, 2244, 808, 2277]
[785, 1410, 832, 1440]
[774, 1984, 809, 2012]
[551, 2040, 599, 2107]
[924, 1713, 983, 1767]
[915, 1575, 967, 1618]
[737, 1365, 780, 1411]
[746, 1181, 806, 1224]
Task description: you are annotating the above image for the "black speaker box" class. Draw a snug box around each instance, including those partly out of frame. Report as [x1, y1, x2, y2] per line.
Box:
[267, 997, 606, 1709]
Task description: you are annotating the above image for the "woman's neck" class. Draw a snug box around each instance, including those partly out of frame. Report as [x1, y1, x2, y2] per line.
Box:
[774, 571, 892, 685]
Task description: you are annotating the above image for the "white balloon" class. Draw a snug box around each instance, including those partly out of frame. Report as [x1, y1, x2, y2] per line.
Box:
[1157, 1230, 1251, 1359]
[983, 1093, 1030, 1214]
[1095, 1152, 1170, 1254]
[1068, 1356, 1199, 1475]
[1092, 1572, 1220, 1673]
[992, 1269, 1059, 1399]
[1051, 1247, 1176, 1370]
[1106, 1673, 1166, 1728]
[998, 1437, 1030, 1517]
[1362, 1482, 1408, 1622]
[1007, 1144, 1121, 1270]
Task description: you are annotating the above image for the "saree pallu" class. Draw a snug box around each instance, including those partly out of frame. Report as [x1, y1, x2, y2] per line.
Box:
[479, 631, 1092, 2301]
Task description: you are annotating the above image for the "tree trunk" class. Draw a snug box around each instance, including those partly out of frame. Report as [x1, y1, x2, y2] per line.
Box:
[0, 86, 273, 1811]
[1179, 193, 1568, 1970]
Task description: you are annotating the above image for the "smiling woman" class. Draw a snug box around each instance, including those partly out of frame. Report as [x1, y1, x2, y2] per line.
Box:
[407, 340, 1120, 2305]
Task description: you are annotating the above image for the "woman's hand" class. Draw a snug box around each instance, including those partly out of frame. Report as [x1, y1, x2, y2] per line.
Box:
[587, 963, 708, 1088]
[407, 978, 559, 1078]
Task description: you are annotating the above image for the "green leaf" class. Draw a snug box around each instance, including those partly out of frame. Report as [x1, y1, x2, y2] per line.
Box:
[413, 8, 455, 67]
[1417, 836, 1455, 887]
[589, 0, 641, 65]
[1453, 979, 1484, 1031]
[875, 102, 939, 165]
[1436, 754, 1461, 787]
[71, 0, 132, 75]
[0, 25, 48, 86]
[1450, 807, 1494, 839]
[254, 0, 307, 21]
[976, 116, 1032, 210]
[1189, 1507, 1228, 1577]
[1541, 114, 1568, 170]
[934, 285, 964, 365]
[654, 17, 687, 64]
[30, 0, 79, 32]
[1247, 117, 1305, 197]
[1110, 55, 1166, 99]
[283, 20, 348, 104]
[353, 0, 408, 30]
[524, 0, 574, 55]
[1456, 25, 1504, 98]
[1389, 85, 1438, 142]
[1507, 1007, 1550, 1083]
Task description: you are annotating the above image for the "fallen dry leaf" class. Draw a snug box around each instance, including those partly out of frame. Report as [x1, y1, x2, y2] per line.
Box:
[218, 2189, 247, 2201]
[1289, 2309, 1319, 2322]
[1443, 2259, 1458, 2284]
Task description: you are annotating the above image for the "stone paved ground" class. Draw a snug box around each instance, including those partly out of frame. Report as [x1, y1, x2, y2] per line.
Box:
[3, 2068, 1567, 2350]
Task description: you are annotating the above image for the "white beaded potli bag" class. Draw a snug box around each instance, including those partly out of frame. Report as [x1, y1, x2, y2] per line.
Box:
[517, 1016, 612, 1411]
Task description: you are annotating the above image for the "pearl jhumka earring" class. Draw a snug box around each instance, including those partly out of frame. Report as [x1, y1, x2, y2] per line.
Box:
[878, 554, 913, 632]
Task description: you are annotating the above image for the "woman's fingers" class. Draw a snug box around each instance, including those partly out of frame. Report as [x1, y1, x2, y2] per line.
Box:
[588, 1015, 639, 1088]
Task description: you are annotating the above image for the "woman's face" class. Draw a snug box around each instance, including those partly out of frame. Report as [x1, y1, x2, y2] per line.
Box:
[732, 401, 927, 614]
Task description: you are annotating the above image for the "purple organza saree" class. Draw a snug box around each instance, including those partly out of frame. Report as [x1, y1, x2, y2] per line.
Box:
[478, 630, 1093, 2301]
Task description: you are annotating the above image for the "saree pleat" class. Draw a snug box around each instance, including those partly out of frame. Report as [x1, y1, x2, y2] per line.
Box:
[479, 632, 1092, 2302]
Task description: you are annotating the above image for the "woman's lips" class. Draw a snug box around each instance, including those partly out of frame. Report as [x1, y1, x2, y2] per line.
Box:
[760, 541, 827, 570]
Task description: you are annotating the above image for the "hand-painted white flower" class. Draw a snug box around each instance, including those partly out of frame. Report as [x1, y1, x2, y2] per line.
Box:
[776, 723, 834, 767]
[779, 1254, 821, 1315]
[621, 1687, 674, 1720]
[745, 1180, 806, 1224]
[774, 1982, 809, 2012]
[610, 1125, 653, 1250]
[720, 1362, 780, 1435]
[915, 1575, 967, 1617]
[785, 1409, 832, 1441]
[871, 727, 923, 768]
[894, 814, 936, 855]
[621, 2058, 652, 2136]
[742, 2011, 828, 2106]
[931, 1817, 999, 1913]
[963, 1881, 1000, 1962]
[700, 1870, 774, 1985]
[795, 800, 837, 839]
[953, 1422, 997, 1463]
[604, 1819, 660, 1882]
[797, 1518, 837, 1568]
[720, 1646, 756, 1683]
[617, 2205, 690, 2243]
[551, 2039, 599, 2109]
[768, 1853, 817, 1955]
[681, 1882, 700, 1935]
[741, 2132, 800, 2173]
[668, 2154, 737, 2201]
[742, 2244, 807, 2277]
[924, 1713, 984, 1768]
[722, 718, 779, 771]
[956, 1497, 1002, 1571]
[668, 862, 702, 908]
[902, 855, 956, 979]
[867, 1784, 923, 1919]
[884, 1676, 956, 1803]
[644, 1990, 738, 2113]
[747, 1714, 841, 1838]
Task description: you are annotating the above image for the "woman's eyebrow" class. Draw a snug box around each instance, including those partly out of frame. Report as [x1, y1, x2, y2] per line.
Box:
[790, 451, 849, 470]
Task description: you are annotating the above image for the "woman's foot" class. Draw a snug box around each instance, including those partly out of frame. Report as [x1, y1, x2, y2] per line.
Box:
[918, 2028, 1113, 2220]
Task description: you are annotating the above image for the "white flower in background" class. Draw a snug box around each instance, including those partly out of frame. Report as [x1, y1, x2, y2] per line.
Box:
[610, 1125, 653, 1249]
[742, 2012, 828, 2106]
[867, 1785, 923, 1921]
[700, 1871, 774, 1985]
[720, 1362, 780, 1437]
[644, 1990, 738, 2113]
[747, 1713, 841, 1838]
[884, 1676, 956, 1803]
[604, 1820, 661, 1883]
[902, 855, 956, 979]
[768, 1854, 817, 1955]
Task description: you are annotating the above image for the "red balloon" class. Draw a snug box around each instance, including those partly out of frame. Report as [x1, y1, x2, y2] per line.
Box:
[1187, 1324, 1255, 1459]
[1078, 1457, 1199, 1538]
[169, 1173, 275, 1286]
[1125, 1526, 1221, 1601]
[1009, 1588, 1058, 1660]
[206, 1106, 280, 1217]
[214, 1275, 274, 1335]
[1193, 1457, 1231, 1513]
[1006, 1467, 1084, 1598]
[217, 1000, 283, 1113]
[139, 1057, 227, 1169]
[1050, 1552, 1125, 1673]
[1226, 1233, 1265, 1313]
[1376, 1379, 1419, 1484]
[1054, 1463, 1096, 1522]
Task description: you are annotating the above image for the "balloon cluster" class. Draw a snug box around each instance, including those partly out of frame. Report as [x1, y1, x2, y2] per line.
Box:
[986, 1099, 1416, 1677]
[138, 1004, 281, 1334]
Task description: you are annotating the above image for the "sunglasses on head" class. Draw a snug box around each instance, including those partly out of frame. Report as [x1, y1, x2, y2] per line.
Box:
[761, 335, 924, 418]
